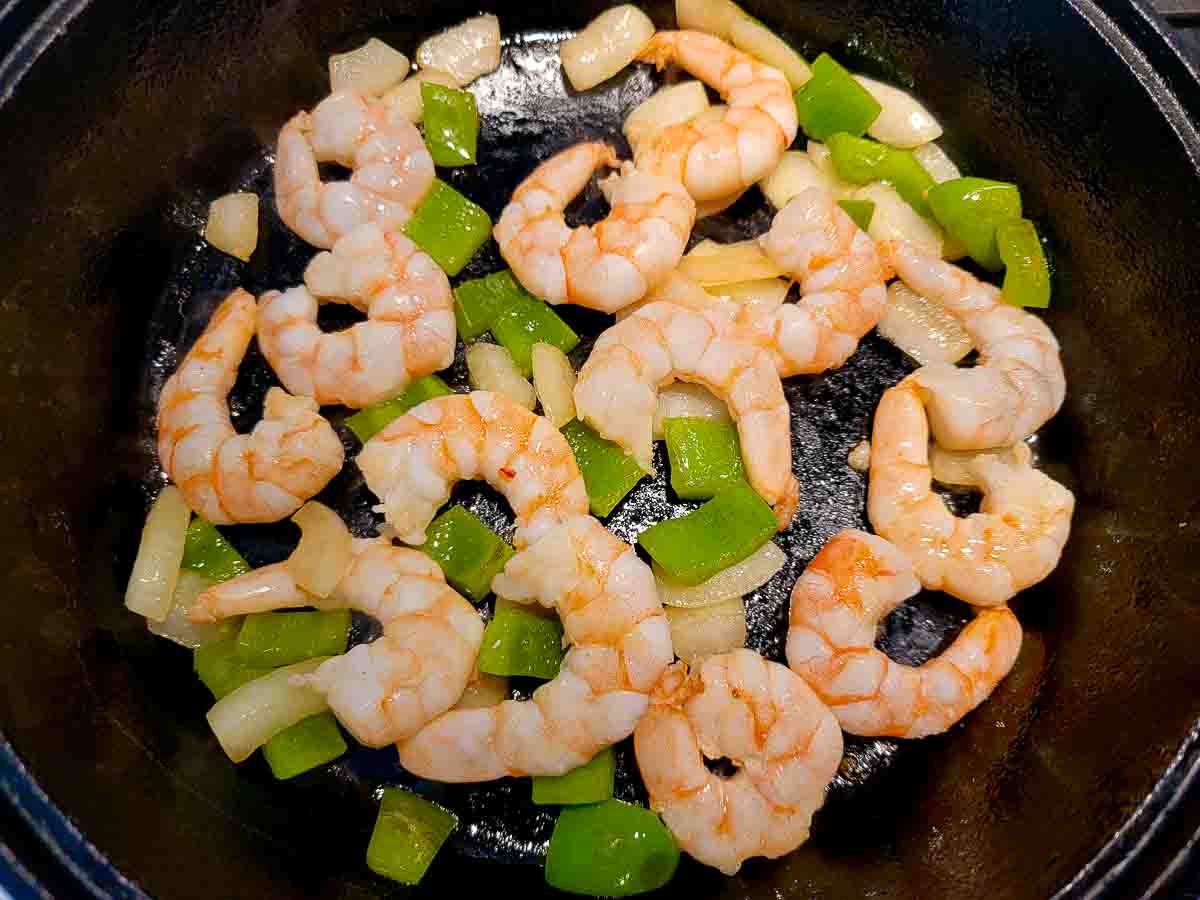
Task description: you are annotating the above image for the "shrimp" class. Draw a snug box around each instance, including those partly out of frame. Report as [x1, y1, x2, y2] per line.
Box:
[190, 538, 483, 747]
[493, 142, 696, 312]
[156, 289, 343, 524]
[256, 225, 455, 408]
[356, 391, 589, 548]
[397, 514, 673, 781]
[573, 300, 799, 528]
[868, 376, 1074, 607]
[274, 91, 435, 249]
[787, 528, 1023, 738]
[634, 31, 798, 216]
[884, 240, 1066, 450]
[633, 649, 843, 875]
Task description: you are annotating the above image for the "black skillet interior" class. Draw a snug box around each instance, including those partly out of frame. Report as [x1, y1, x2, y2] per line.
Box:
[4, 0, 1200, 898]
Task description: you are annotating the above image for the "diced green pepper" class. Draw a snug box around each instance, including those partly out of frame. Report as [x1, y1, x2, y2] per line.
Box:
[366, 787, 458, 886]
[997, 218, 1051, 309]
[545, 799, 680, 897]
[403, 179, 492, 276]
[663, 417, 745, 501]
[193, 636, 273, 700]
[454, 269, 525, 341]
[477, 601, 564, 680]
[561, 419, 646, 517]
[927, 177, 1023, 272]
[490, 294, 579, 377]
[793, 53, 882, 141]
[421, 83, 479, 167]
[181, 518, 250, 583]
[826, 133, 935, 218]
[262, 711, 348, 780]
[532, 748, 616, 806]
[421, 505, 513, 602]
[838, 198, 876, 232]
[235, 610, 351, 668]
[345, 375, 452, 443]
[638, 481, 777, 586]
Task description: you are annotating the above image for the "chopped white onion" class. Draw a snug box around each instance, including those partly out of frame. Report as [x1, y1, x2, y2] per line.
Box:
[678, 239, 784, 285]
[653, 382, 730, 440]
[847, 440, 871, 473]
[453, 672, 511, 710]
[849, 182, 946, 256]
[760, 151, 840, 209]
[125, 486, 192, 622]
[148, 570, 239, 648]
[876, 281, 973, 366]
[706, 277, 790, 308]
[206, 658, 330, 762]
[416, 14, 501, 86]
[466, 343, 537, 409]
[912, 142, 962, 184]
[382, 68, 461, 123]
[729, 16, 811, 88]
[204, 193, 259, 262]
[675, 0, 746, 41]
[666, 597, 747, 664]
[287, 501, 353, 599]
[329, 38, 410, 96]
[930, 442, 1033, 487]
[855, 75, 943, 149]
[655, 541, 785, 608]
[561, 5, 655, 92]
[623, 80, 709, 150]
[531, 343, 577, 428]
[806, 140, 849, 188]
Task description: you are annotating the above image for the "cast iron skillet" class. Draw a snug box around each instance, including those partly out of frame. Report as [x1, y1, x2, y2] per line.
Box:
[4, 0, 1200, 897]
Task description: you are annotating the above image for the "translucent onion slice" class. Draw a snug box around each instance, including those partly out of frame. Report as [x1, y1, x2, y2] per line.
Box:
[383, 68, 460, 123]
[876, 282, 973, 366]
[206, 657, 330, 763]
[148, 570, 239, 649]
[849, 182, 946, 256]
[125, 486, 192, 622]
[466, 343, 537, 409]
[329, 38, 411, 96]
[806, 140, 851, 191]
[930, 442, 1033, 487]
[912, 142, 962, 184]
[678, 239, 784, 285]
[653, 382, 730, 440]
[205, 193, 259, 262]
[531, 343, 577, 428]
[706, 277, 790, 308]
[855, 75, 943, 149]
[623, 80, 709, 150]
[675, 0, 746, 41]
[729, 16, 811, 88]
[666, 597, 747, 664]
[287, 501, 353, 599]
[760, 151, 840, 209]
[453, 672, 511, 710]
[847, 440, 872, 473]
[416, 14, 501, 86]
[655, 541, 785, 608]
[561, 5, 655, 91]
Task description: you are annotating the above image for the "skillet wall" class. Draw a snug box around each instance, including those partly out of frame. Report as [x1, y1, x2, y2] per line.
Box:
[2, 0, 1200, 897]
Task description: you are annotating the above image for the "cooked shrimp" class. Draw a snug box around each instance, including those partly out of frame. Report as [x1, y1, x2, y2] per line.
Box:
[157, 289, 343, 524]
[190, 538, 483, 747]
[397, 514, 672, 781]
[493, 143, 695, 312]
[884, 241, 1066, 449]
[787, 529, 1023, 737]
[574, 300, 799, 527]
[634, 32, 798, 216]
[633, 649, 842, 875]
[868, 376, 1074, 607]
[275, 91, 435, 249]
[256, 225, 455, 408]
[357, 391, 589, 548]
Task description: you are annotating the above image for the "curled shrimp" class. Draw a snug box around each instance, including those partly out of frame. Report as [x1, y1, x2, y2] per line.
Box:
[574, 300, 799, 527]
[633, 649, 843, 875]
[275, 91, 435, 249]
[787, 529, 1023, 738]
[868, 376, 1074, 607]
[157, 289, 343, 524]
[493, 142, 696, 312]
[190, 538, 483, 747]
[356, 391, 589, 548]
[256, 225, 455, 408]
[884, 240, 1066, 450]
[397, 514, 672, 781]
[634, 31, 798, 216]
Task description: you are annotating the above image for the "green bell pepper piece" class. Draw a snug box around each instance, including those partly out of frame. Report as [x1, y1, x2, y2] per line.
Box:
[793, 53, 882, 141]
[838, 198, 876, 232]
[477, 601, 564, 680]
[262, 711, 348, 780]
[403, 179, 492, 276]
[454, 269, 524, 341]
[193, 636, 273, 700]
[997, 218, 1051, 309]
[927, 176, 1023, 272]
[421, 83, 479, 167]
[490, 294, 579, 377]
[181, 518, 250, 583]
[366, 787, 458, 886]
[545, 799, 680, 897]
[345, 375, 453, 443]
[561, 419, 646, 517]
[663, 417, 745, 501]
[637, 481, 777, 586]
[235, 610, 351, 668]
[421, 505, 514, 602]
[532, 748, 616, 806]
[826, 133, 935, 218]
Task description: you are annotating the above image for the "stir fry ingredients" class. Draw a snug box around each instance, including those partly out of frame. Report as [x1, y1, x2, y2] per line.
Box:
[366, 788, 458, 885]
[181, 518, 250, 583]
[416, 14, 501, 85]
[531, 343, 577, 427]
[453, 269, 526, 341]
[927, 176, 1023, 270]
[794, 53, 881, 141]
[838, 197, 876, 231]
[465, 342, 537, 408]
[147, 571, 238, 649]
[402, 179, 492, 275]
[663, 416, 745, 500]
[490, 292, 579, 377]
[561, 418, 646, 517]
[476, 599, 565, 679]
[561, 5, 656, 91]
[204, 192, 259, 261]
[206, 657, 331, 762]
[997, 217, 1051, 308]
[663, 596, 747, 663]
[235, 610, 352, 668]
[544, 799, 679, 896]
[262, 712, 348, 780]
[328, 38, 410, 95]
[654, 539, 785, 608]
[345, 375, 454, 443]
[125, 485, 191, 622]
[194, 636, 274, 700]
[421, 83, 479, 166]
[531, 748, 617, 806]
[420, 505, 514, 602]
[826, 132, 935, 217]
